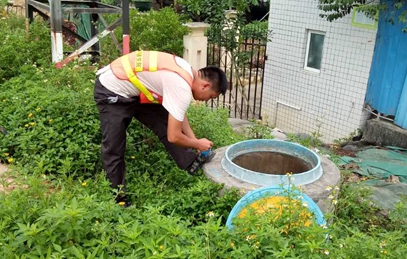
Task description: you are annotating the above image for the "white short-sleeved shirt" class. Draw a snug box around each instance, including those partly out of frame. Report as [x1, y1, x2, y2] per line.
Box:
[98, 57, 193, 122]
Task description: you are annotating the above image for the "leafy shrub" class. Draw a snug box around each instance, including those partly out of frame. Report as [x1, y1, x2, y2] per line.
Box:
[187, 102, 244, 149]
[128, 8, 189, 58]
[0, 63, 101, 176]
[0, 15, 51, 81]
[240, 21, 270, 41]
[100, 8, 190, 64]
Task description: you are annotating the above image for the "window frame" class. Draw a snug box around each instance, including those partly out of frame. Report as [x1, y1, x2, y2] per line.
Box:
[304, 30, 326, 73]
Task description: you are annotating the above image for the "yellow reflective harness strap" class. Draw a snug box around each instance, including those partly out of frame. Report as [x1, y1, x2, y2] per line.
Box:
[134, 51, 144, 72]
[149, 51, 158, 71]
[120, 54, 158, 103]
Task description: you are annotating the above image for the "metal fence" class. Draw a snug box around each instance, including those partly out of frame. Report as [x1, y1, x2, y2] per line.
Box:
[207, 26, 267, 120]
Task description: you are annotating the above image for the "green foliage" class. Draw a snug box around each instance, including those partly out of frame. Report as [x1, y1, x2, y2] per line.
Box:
[245, 119, 273, 139]
[100, 8, 189, 64]
[99, 0, 119, 5]
[231, 185, 330, 258]
[318, 0, 406, 26]
[178, 0, 229, 23]
[178, 0, 258, 24]
[127, 8, 189, 56]
[0, 63, 102, 176]
[1, 10, 407, 259]
[187, 103, 245, 148]
[0, 15, 51, 81]
[240, 21, 270, 41]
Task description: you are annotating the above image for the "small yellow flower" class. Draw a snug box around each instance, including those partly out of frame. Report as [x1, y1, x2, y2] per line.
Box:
[118, 201, 126, 206]
[36, 107, 41, 111]
[82, 182, 87, 186]
[131, 156, 135, 159]
[245, 235, 256, 241]
[379, 241, 386, 248]
[361, 177, 367, 181]
[95, 220, 99, 224]
[206, 211, 215, 217]
[28, 113, 33, 118]
[326, 186, 332, 191]
[30, 122, 35, 126]
[334, 186, 340, 191]
[4, 153, 9, 157]
[339, 244, 344, 248]
[2, 99, 6, 102]
[7, 157, 13, 163]
[230, 242, 235, 247]
[332, 199, 338, 205]
[25, 124, 29, 128]
[328, 194, 334, 199]
[49, 119, 53, 123]
[324, 250, 329, 255]
[381, 250, 388, 254]
[159, 245, 164, 250]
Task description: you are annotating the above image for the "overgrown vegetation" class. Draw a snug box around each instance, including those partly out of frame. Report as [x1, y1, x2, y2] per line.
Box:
[318, 0, 407, 31]
[1, 6, 407, 259]
[0, 15, 51, 81]
[99, 7, 190, 64]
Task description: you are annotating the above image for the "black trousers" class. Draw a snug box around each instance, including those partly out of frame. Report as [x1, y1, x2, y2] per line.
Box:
[93, 78, 198, 190]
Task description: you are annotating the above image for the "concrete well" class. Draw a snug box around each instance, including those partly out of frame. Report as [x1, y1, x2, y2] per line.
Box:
[203, 142, 341, 214]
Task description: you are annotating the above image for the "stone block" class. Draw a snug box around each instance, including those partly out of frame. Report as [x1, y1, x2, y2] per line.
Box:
[364, 119, 407, 148]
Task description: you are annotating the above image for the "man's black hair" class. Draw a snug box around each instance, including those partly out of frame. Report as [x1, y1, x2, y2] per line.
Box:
[199, 66, 228, 95]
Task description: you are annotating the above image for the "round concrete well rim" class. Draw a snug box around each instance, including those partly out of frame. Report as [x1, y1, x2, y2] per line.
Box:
[222, 139, 323, 187]
[202, 144, 341, 214]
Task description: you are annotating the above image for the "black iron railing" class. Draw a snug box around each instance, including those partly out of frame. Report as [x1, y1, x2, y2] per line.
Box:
[207, 26, 267, 120]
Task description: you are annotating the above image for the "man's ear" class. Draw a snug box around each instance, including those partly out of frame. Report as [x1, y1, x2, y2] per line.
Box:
[203, 82, 211, 90]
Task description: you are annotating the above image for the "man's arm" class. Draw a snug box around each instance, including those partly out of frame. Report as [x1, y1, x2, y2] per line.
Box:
[167, 114, 212, 151]
[182, 115, 196, 139]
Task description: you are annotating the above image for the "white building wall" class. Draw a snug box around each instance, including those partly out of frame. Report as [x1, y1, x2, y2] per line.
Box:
[262, 0, 377, 142]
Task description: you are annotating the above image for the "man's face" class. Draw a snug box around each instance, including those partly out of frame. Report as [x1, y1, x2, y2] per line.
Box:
[192, 78, 220, 101]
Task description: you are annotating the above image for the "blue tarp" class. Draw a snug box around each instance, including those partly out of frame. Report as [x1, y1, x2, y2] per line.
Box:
[339, 147, 407, 210]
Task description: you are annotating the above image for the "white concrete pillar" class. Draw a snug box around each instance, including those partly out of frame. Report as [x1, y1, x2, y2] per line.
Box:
[183, 22, 210, 70]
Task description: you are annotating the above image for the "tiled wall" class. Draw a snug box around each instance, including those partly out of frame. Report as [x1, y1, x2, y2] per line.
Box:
[262, 0, 377, 142]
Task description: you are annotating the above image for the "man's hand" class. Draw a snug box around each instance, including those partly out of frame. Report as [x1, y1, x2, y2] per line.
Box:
[196, 138, 213, 151]
[168, 114, 213, 151]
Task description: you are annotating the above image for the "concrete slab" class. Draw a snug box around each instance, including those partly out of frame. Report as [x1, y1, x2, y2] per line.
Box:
[228, 118, 252, 133]
[364, 119, 407, 148]
[228, 118, 287, 141]
[203, 145, 341, 214]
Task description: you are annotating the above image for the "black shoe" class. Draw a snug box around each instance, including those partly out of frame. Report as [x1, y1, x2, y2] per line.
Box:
[187, 151, 216, 176]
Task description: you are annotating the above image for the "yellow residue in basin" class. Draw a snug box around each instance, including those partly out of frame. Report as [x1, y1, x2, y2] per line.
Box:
[237, 196, 312, 227]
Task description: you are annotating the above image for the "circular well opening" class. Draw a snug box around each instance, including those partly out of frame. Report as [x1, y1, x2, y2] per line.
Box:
[222, 139, 323, 186]
[232, 151, 312, 175]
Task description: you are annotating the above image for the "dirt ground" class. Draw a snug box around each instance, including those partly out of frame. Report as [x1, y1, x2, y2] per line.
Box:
[0, 163, 12, 193]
